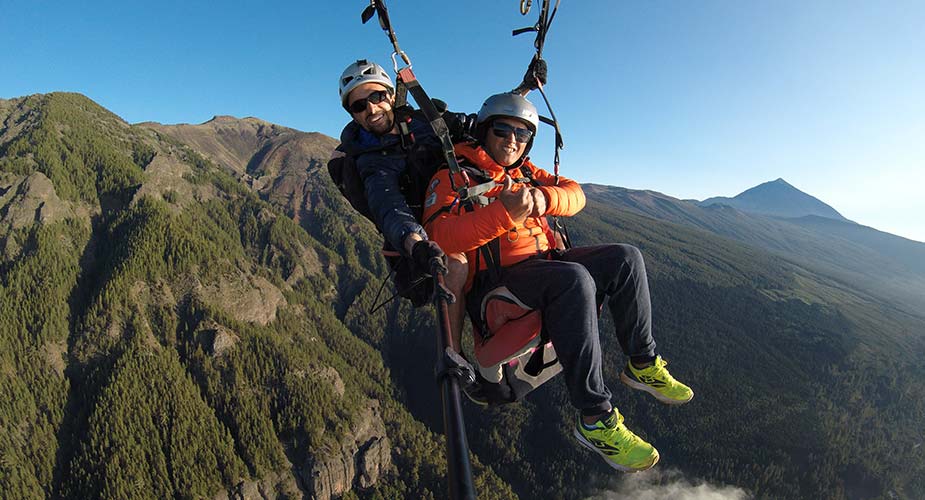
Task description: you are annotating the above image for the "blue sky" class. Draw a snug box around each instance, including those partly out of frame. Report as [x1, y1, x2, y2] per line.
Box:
[3, 1, 923, 241]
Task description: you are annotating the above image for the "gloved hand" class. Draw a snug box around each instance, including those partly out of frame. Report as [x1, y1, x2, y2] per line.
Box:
[444, 112, 478, 142]
[515, 56, 548, 94]
[412, 240, 448, 276]
[430, 98, 449, 114]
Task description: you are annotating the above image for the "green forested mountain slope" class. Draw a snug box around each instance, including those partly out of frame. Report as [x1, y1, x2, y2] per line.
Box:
[0, 93, 513, 499]
[2, 93, 922, 500]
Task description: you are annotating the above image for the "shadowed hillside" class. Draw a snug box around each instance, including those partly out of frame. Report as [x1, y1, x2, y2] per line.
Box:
[584, 183, 925, 315]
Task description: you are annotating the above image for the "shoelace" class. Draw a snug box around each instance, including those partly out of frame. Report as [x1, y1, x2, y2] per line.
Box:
[640, 356, 678, 385]
[595, 412, 639, 453]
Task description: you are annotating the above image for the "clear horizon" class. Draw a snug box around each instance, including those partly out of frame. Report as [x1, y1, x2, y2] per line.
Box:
[2, 1, 923, 242]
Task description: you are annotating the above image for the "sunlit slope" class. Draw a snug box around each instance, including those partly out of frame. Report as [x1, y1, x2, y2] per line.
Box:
[0, 93, 514, 500]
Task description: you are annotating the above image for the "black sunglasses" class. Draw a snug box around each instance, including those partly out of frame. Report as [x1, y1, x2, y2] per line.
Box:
[348, 90, 390, 113]
[491, 121, 534, 143]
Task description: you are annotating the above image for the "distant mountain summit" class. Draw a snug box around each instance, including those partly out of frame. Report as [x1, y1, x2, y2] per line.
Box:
[699, 178, 850, 222]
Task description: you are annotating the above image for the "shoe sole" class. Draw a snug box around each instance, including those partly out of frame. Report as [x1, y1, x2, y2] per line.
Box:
[573, 428, 659, 473]
[620, 371, 693, 405]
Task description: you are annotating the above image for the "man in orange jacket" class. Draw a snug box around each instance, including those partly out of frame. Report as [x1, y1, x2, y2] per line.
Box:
[422, 93, 693, 473]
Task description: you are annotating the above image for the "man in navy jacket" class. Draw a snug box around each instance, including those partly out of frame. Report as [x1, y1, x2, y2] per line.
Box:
[335, 59, 468, 348]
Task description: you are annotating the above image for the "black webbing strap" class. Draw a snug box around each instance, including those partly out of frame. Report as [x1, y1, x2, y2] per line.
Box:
[523, 338, 558, 377]
[513, 0, 559, 59]
[480, 238, 503, 285]
[520, 163, 572, 250]
[361, 1, 410, 69]
[512, 0, 564, 182]
[397, 67, 462, 179]
[519, 163, 540, 187]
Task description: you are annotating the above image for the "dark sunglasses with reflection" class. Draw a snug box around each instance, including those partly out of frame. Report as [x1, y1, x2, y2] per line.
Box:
[491, 121, 534, 143]
[348, 90, 390, 113]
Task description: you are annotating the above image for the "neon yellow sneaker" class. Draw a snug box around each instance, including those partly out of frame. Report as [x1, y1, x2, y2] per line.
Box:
[573, 409, 660, 473]
[620, 355, 693, 405]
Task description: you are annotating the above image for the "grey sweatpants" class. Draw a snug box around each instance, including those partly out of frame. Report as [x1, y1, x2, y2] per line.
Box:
[496, 244, 657, 416]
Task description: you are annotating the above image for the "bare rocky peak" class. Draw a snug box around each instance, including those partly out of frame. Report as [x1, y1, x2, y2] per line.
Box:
[138, 115, 338, 176]
[139, 115, 341, 226]
[700, 178, 849, 222]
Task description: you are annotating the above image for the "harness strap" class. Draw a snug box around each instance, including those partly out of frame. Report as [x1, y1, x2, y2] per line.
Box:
[396, 111, 414, 149]
[397, 68, 462, 179]
[465, 179, 497, 200]
[523, 341, 558, 377]
[361, 1, 410, 71]
[519, 163, 572, 249]
[483, 238, 503, 285]
[513, 0, 559, 59]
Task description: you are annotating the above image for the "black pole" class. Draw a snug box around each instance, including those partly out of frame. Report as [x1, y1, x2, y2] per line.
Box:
[359, 3, 475, 495]
[432, 269, 477, 500]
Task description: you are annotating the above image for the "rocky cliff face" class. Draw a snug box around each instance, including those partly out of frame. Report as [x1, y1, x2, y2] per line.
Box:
[302, 401, 392, 500]
[211, 398, 392, 500]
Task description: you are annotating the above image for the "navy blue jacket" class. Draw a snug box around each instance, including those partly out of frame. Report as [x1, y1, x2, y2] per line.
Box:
[337, 114, 441, 256]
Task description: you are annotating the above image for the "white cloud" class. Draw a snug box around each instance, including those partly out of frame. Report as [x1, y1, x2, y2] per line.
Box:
[585, 468, 751, 500]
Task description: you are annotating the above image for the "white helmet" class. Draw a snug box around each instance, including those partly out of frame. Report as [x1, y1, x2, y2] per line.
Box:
[476, 93, 539, 132]
[338, 59, 394, 109]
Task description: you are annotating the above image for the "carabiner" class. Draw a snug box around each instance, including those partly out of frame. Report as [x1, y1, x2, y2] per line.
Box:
[391, 50, 411, 73]
[520, 0, 532, 15]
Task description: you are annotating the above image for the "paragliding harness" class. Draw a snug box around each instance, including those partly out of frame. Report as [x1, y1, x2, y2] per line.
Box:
[327, 102, 466, 308]
[330, 2, 492, 312]
[446, 0, 570, 405]
[422, 160, 568, 406]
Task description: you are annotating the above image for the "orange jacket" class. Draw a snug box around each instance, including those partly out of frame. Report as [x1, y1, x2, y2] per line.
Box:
[423, 143, 585, 288]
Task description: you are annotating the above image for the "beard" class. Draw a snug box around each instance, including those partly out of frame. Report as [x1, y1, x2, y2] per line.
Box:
[363, 110, 395, 136]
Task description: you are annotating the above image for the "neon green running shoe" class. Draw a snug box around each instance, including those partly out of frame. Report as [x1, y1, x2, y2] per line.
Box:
[573, 409, 660, 473]
[620, 355, 693, 405]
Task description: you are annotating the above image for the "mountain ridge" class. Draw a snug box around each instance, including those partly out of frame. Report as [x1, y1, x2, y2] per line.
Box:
[700, 177, 851, 222]
[583, 182, 925, 316]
